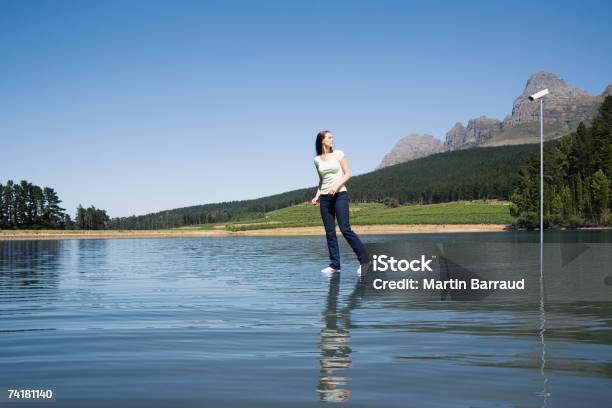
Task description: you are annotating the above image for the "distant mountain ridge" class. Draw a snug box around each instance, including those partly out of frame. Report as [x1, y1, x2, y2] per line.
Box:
[376, 133, 443, 169]
[444, 116, 502, 151]
[378, 71, 610, 168]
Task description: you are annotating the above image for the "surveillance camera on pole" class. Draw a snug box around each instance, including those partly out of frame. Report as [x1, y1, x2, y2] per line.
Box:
[528, 88, 549, 101]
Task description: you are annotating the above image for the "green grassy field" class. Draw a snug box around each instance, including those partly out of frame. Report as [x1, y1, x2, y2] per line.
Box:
[222, 200, 514, 232]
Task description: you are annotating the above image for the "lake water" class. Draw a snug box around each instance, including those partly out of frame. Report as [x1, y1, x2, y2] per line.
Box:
[1, 231, 611, 407]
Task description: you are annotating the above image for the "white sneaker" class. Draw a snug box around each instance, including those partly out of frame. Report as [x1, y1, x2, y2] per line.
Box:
[357, 261, 372, 277]
[321, 266, 340, 274]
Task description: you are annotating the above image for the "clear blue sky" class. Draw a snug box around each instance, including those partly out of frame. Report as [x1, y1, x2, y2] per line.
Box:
[1, 0, 611, 217]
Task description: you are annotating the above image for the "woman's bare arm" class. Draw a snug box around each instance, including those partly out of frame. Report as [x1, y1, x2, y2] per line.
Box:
[311, 165, 323, 205]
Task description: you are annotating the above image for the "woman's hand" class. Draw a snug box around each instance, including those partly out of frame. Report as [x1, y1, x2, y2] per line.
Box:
[328, 186, 337, 196]
[311, 196, 319, 205]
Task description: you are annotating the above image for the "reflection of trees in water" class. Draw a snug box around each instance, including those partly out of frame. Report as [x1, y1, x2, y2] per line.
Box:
[75, 239, 109, 276]
[0, 240, 63, 293]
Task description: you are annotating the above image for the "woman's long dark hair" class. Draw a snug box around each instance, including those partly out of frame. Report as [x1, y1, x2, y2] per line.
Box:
[315, 130, 334, 156]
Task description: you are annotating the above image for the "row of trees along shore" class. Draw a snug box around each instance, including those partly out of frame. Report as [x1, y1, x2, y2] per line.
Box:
[74, 205, 110, 230]
[0, 180, 109, 230]
[511, 95, 612, 228]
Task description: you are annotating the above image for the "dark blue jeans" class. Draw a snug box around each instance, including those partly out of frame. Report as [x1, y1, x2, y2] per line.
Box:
[319, 191, 366, 269]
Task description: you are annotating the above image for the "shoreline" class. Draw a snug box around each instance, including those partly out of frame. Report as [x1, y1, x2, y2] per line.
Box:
[0, 224, 512, 240]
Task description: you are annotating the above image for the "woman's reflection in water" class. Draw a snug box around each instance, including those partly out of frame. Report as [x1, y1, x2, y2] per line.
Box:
[317, 272, 367, 402]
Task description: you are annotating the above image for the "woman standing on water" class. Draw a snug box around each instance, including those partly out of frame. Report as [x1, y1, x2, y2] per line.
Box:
[311, 130, 367, 275]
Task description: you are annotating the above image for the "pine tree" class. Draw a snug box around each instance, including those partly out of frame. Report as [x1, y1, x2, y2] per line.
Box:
[75, 205, 86, 229]
[43, 187, 65, 228]
[15, 181, 30, 228]
[560, 185, 573, 218]
[591, 96, 612, 177]
[591, 169, 610, 223]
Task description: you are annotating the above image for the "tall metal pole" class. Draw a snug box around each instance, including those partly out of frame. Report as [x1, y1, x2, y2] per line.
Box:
[540, 98, 544, 243]
[538, 95, 549, 404]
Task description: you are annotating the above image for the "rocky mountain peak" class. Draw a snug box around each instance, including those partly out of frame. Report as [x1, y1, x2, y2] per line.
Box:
[523, 71, 589, 99]
[450, 122, 465, 132]
[602, 84, 612, 97]
[503, 71, 599, 129]
[444, 116, 502, 151]
[376, 133, 444, 169]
